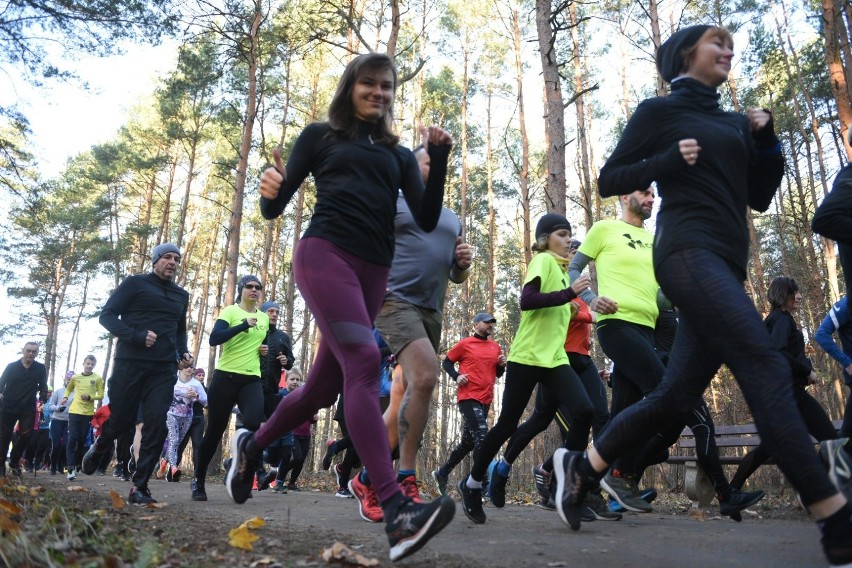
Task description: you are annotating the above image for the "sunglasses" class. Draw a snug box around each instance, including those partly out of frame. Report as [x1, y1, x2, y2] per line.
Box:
[243, 284, 263, 291]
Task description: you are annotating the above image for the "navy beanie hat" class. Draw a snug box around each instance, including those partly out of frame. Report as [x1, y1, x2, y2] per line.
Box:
[237, 275, 262, 301]
[535, 213, 572, 240]
[656, 25, 713, 83]
[152, 243, 181, 265]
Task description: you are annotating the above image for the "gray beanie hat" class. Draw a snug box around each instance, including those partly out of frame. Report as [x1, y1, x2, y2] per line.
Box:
[152, 243, 181, 265]
[237, 274, 262, 301]
[261, 301, 280, 312]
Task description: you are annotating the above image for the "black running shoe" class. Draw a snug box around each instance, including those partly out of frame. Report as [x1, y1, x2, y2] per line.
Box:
[81, 439, 107, 475]
[822, 526, 852, 567]
[719, 489, 765, 521]
[386, 496, 455, 561]
[553, 448, 586, 531]
[490, 469, 509, 508]
[583, 492, 622, 521]
[226, 428, 261, 504]
[191, 478, 207, 502]
[457, 479, 486, 524]
[257, 469, 276, 491]
[129, 486, 157, 506]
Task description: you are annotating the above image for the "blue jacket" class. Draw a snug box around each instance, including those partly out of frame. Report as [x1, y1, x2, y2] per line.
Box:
[815, 296, 852, 385]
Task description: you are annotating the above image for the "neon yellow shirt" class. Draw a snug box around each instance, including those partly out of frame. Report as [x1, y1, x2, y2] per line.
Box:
[216, 304, 270, 376]
[579, 219, 658, 328]
[508, 252, 571, 368]
[64, 372, 104, 416]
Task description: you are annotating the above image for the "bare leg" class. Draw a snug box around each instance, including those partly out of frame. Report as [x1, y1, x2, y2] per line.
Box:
[394, 338, 438, 472]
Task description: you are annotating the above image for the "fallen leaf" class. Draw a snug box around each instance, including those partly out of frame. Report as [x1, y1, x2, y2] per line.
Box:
[240, 516, 266, 529]
[688, 508, 707, 521]
[249, 557, 282, 567]
[109, 489, 125, 509]
[138, 516, 157, 521]
[67, 486, 89, 493]
[320, 541, 380, 566]
[147, 502, 168, 508]
[0, 499, 22, 515]
[28, 486, 45, 496]
[229, 526, 259, 551]
[0, 512, 20, 533]
[46, 507, 62, 524]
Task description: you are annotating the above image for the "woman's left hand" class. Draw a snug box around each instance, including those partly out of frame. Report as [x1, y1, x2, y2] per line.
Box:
[747, 109, 771, 133]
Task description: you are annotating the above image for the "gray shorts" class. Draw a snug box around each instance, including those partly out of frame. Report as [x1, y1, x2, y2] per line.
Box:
[374, 299, 442, 356]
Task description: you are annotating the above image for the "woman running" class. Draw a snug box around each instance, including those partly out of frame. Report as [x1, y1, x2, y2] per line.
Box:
[730, 276, 839, 489]
[457, 212, 594, 524]
[552, 25, 852, 567]
[191, 275, 268, 500]
[225, 53, 455, 562]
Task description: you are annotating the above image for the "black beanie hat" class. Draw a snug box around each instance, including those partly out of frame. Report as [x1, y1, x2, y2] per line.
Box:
[535, 213, 572, 239]
[656, 25, 713, 83]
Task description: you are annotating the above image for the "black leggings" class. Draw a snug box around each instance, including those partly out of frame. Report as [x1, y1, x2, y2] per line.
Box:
[730, 385, 838, 490]
[634, 398, 730, 494]
[504, 352, 610, 465]
[278, 435, 310, 485]
[597, 318, 667, 475]
[469, 361, 593, 481]
[594, 248, 837, 506]
[176, 415, 205, 471]
[196, 370, 264, 480]
[440, 400, 490, 475]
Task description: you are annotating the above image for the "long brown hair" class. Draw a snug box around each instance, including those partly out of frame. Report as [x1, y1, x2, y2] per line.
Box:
[327, 53, 399, 146]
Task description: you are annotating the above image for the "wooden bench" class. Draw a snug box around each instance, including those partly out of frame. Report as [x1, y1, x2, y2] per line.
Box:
[668, 420, 842, 506]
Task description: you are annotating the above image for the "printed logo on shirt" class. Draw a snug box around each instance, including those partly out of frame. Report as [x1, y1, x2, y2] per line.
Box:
[622, 233, 653, 250]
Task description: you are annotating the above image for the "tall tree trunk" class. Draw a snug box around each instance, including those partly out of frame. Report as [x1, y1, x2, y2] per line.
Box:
[823, 0, 852, 159]
[569, 3, 594, 230]
[536, 0, 566, 214]
[511, 0, 532, 264]
[225, 3, 263, 305]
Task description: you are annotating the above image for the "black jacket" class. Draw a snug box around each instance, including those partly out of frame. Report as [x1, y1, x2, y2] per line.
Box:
[261, 326, 294, 395]
[99, 272, 190, 362]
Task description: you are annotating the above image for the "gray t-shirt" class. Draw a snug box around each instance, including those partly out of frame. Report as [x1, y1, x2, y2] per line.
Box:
[385, 193, 462, 311]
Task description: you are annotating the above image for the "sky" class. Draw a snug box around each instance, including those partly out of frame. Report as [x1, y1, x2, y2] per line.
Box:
[0, 42, 179, 381]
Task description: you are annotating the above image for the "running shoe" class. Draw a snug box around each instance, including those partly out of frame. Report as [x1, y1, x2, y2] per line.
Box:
[191, 477, 207, 501]
[227, 428, 261, 505]
[822, 525, 852, 567]
[821, 439, 852, 501]
[257, 469, 276, 491]
[287, 482, 301, 491]
[601, 471, 652, 513]
[168, 466, 182, 483]
[129, 486, 157, 506]
[66, 468, 76, 481]
[719, 489, 765, 522]
[335, 487, 353, 498]
[533, 464, 552, 503]
[399, 475, 423, 503]
[271, 481, 288, 493]
[113, 464, 125, 479]
[609, 488, 657, 513]
[321, 438, 336, 470]
[490, 468, 509, 508]
[81, 440, 107, 475]
[386, 495, 455, 561]
[349, 475, 384, 522]
[583, 491, 622, 521]
[457, 479, 486, 524]
[431, 469, 449, 496]
[553, 448, 586, 531]
[154, 457, 168, 480]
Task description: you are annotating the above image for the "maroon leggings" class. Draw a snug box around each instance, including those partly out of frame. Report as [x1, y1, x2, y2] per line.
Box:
[254, 238, 399, 503]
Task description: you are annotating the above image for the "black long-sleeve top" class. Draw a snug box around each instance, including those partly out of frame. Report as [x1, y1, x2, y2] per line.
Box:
[0, 359, 48, 409]
[260, 121, 450, 267]
[598, 78, 784, 280]
[765, 309, 812, 386]
[99, 272, 190, 362]
[260, 326, 295, 395]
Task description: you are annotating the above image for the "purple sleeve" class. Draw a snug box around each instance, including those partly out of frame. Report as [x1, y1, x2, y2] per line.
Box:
[519, 277, 577, 311]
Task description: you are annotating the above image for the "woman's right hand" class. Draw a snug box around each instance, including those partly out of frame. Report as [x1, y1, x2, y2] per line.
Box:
[679, 138, 701, 166]
[260, 148, 286, 199]
[570, 274, 591, 295]
[246, 318, 258, 328]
